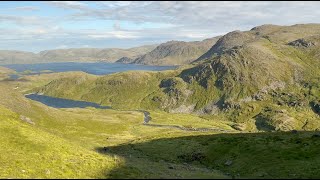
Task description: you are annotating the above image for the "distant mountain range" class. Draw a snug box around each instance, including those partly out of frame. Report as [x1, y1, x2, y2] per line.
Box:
[0, 45, 157, 65]
[0, 36, 221, 66]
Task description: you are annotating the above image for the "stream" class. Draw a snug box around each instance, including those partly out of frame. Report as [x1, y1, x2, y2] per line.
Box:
[26, 94, 231, 133]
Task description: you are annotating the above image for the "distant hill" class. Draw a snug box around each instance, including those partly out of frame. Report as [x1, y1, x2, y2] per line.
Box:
[131, 37, 221, 65]
[0, 44, 157, 65]
[0, 50, 40, 64]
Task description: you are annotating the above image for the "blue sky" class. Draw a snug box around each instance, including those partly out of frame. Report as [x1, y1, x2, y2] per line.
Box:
[1, 1, 320, 52]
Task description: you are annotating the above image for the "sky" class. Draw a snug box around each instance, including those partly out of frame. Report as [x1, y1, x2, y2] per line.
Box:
[1, 1, 320, 52]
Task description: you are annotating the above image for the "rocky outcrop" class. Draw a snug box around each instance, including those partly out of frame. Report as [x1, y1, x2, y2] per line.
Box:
[288, 38, 316, 48]
[20, 115, 35, 125]
[196, 30, 256, 61]
[115, 57, 134, 64]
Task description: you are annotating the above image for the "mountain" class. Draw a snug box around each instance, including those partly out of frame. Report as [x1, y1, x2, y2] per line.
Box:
[0, 50, 40, 64]
[131, 37, 221, 65]
[4, 23, 320, 178]
[0, 45, 157, 65]
[34, 23, 320, 132]
[39, 45, 158, 63]
[115, 57, 134, 64]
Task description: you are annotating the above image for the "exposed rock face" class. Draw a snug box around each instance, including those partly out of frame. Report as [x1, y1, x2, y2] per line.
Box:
[288, 39, 316, 48]
[158, 77, 192, 110]
[231, 123, 247, 131]
[20, 115, 35, 125]
[196, 101, 220, 115]
[115, 57, 134, 64]
[169, 104, 196, 113]
[255, 108, 297, 132]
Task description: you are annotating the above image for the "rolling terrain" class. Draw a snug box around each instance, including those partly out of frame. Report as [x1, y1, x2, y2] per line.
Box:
[1, 23, 320, 179]
[1, 70, 320, 179]
[0, 70, 230, 178]
[35, 24, 320, 132]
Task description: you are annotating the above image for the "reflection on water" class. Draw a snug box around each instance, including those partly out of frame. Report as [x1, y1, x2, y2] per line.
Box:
[25, 94, 111, 109]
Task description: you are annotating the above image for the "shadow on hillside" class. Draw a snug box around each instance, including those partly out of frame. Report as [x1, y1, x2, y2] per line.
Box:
[95, 131, 320, 179]
[25, 94, 111, 109]
[310, 101, 320, 116]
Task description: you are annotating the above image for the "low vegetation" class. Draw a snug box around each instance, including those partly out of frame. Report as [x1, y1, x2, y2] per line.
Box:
[1, 24, 320, 178]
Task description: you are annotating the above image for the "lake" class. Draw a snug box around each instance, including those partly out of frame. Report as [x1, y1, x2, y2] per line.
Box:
[2, 62, 177, 76]
[25, 94, 111, 109]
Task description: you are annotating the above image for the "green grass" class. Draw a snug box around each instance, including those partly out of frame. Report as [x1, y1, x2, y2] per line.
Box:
[0, 79, 229, 178]
[107, 131, 320, 179]
[0, 105, 118, 179]
[0, 66, 320, 179]
[148, 110, 234, 130]
[1, 24, 320, 178]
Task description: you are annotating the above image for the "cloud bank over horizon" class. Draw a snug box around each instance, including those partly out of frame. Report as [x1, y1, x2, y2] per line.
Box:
[1, 1, 320, 52]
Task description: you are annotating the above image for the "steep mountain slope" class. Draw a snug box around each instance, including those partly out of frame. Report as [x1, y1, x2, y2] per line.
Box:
[132, 37, 221, 65]
[0, 45, 157, 64]
[115, 57, 135, 64]
[34, 24, 320, 132]
[197, 23, 320, 61]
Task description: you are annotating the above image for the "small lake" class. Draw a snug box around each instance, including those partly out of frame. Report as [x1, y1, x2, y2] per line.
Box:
[2, 62, 177, 76]
[26, 94, 110, 109]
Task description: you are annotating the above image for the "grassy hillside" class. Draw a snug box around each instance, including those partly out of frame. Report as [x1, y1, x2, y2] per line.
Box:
[2, 33, 320, 178]
[0, 66, 15, 80]
[0, 77, 229, 178]
[0, 105, 119, 178]
[107, 131, 320, 179]
[34, 24, 320, 132]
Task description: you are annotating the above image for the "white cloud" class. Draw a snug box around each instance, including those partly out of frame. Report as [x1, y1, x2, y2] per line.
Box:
[2, 1, 320, 52]
[56, 45, 68, 49]
[0, 15, 49, 26]
[13, 6, 39, 11]
[47, 1, 89, 10]
[88, 31, 139, 39]
[48, 1, 320, 33]
[113, 21, 121, 31]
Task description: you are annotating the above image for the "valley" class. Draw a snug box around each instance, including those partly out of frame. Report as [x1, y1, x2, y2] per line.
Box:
[1, 23, 320, 179]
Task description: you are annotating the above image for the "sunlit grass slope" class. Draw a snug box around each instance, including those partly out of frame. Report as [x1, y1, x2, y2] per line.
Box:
[0, 105, 119, 179]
